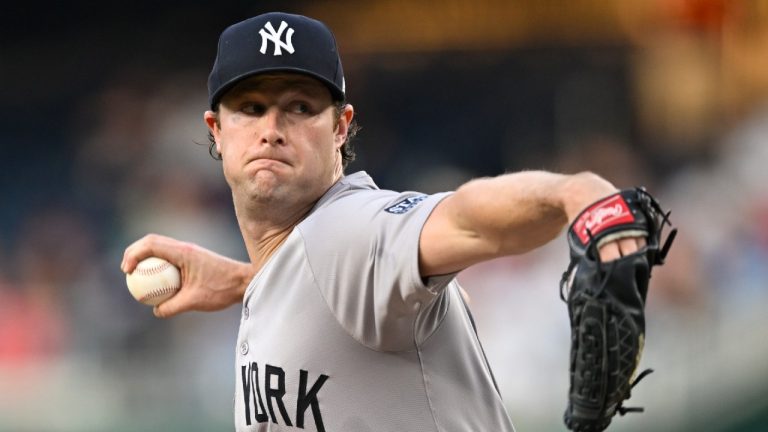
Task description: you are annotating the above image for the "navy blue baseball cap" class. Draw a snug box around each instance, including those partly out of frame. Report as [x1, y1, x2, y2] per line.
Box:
[207, 12, 346, 109]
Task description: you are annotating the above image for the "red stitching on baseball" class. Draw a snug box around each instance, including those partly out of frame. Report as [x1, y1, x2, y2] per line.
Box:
[134, 261, 172, 276]
[140, 284, 180, 302]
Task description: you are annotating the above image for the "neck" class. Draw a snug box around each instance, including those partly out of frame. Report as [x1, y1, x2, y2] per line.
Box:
[234, 162, 345, 270]
[234, 195, 316, 271]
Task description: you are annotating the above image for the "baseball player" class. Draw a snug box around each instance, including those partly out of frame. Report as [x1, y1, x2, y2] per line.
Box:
[122, 12, 646, 432]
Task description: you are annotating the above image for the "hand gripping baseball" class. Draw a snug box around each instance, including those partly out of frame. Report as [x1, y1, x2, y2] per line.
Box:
[559, 188, 677, 432]
[122, 234, 255, 318]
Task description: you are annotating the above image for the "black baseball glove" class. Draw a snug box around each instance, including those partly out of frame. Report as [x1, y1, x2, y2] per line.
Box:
[560, 188, 677, 432]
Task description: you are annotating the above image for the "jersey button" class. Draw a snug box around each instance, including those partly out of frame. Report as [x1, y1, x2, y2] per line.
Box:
[243, 306, 249, 320]
[239, 341, 249, 355]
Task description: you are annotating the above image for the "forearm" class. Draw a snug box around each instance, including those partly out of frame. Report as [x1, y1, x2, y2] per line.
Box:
[420, 170, 618, 276]
[451, 170, 617, 255]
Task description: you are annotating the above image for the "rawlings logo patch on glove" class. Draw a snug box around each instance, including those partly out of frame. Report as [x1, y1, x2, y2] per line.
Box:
[571, 194, 636, 245]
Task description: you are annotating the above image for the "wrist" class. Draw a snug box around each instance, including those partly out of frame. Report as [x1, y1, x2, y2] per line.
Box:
[237, 262, 256, 297]
[561, 172, 618, 225]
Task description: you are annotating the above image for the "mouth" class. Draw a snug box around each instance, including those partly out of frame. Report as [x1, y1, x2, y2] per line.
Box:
[246, 157, 290, 169]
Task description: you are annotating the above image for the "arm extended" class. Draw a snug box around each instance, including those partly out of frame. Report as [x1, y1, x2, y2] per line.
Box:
[419, 171, 642, 277]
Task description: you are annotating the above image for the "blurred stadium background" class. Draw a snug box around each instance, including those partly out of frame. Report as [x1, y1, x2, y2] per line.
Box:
[2, 0, 768, 431]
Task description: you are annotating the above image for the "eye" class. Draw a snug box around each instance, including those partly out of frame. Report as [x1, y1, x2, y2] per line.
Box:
[289, 101, 311, 115]
[241, 103, 266, 116]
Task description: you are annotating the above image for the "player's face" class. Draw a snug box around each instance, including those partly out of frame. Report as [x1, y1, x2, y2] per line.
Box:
[206, 73, 352, 209]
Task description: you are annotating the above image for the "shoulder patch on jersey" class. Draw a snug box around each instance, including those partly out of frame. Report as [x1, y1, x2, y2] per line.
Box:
[385, 195, 428, 214]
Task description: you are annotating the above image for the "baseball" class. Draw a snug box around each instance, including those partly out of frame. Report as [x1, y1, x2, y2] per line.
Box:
[126, 257, 181, 306]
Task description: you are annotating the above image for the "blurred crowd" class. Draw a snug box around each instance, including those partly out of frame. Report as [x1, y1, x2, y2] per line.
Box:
[2, 2, 768, 431]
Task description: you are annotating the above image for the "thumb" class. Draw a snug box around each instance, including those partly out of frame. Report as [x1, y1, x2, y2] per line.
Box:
[153, 290, 192, 319]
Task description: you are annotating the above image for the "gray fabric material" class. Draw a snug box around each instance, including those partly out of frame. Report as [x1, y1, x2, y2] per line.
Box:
[234, 171, 515, 431]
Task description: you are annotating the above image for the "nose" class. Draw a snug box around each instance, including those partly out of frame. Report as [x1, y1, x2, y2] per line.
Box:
[258, 107, 285, 146]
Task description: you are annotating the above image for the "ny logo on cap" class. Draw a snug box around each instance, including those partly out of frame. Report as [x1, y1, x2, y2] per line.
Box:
[259, 21, 295, 56]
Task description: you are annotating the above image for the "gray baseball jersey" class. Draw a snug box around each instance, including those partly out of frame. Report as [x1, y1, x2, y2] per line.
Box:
[234, 171, 515, 432]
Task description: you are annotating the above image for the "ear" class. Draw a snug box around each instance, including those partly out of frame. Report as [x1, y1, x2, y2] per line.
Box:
[204, 111, 222, 154]
[334, 104, 355, 150]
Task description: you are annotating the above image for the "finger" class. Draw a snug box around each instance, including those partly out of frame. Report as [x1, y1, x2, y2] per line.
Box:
[153, 305, 170, 319]
[122, 236, 160, 273]
[637, 237, 647, 249]
[598, 242, 621, 262]
[618, 237, 639, 256]
[123, 234, 184, 273]
[153, 289, 192, 319]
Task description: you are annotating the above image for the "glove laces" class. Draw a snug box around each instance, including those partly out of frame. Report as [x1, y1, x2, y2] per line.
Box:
[616, 368, 654, 415]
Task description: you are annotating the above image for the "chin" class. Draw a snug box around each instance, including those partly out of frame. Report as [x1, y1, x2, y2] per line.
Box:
[249, 167, 283, 184]
[249, 180, 282, 200]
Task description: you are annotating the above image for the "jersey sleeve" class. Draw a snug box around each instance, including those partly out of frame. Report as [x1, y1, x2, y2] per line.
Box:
[297, 190, 455, 352]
